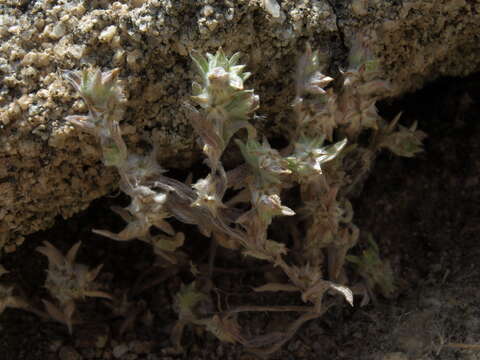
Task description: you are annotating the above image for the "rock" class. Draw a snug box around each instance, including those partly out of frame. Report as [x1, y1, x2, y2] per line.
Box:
[0, 0, 479, 250]
[58, 346, 83, 360]
[112, 343, 130, 359]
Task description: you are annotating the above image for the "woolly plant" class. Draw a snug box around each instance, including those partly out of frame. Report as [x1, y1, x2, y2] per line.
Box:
[0, 242, 111, 334]
[36, 241, 111, 333]
[0, 39, 424, 353]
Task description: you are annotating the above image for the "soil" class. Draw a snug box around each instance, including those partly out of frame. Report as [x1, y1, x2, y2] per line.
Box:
[1, 73, 479, 360]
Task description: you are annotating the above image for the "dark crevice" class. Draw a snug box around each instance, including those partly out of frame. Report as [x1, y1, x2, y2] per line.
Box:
[325, 0, 348, 52]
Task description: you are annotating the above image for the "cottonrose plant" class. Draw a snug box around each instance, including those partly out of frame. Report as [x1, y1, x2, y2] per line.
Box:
[0, 39, 425, 355]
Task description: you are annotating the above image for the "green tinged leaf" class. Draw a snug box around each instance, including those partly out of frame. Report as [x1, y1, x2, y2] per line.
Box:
[347, 235, 396, 297]
[378, 121, 427, 157]
[228, 52, 241, 66]
[102, 142, 125, 167]
[190, 51, 209, 77]
[175, 282, 208, 320]
[152, 233, 185, 252]
[236, 138, 288, 186]
[286, 137, 347, 179]
[202, 315, 243, 343]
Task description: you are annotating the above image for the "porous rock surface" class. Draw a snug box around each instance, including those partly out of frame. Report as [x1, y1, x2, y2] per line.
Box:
[0, 0, 479, 251]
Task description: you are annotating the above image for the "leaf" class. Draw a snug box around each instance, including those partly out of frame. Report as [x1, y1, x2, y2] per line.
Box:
[65, 115, 97, 134]
[84, 290, 112, 300]
[0, 265, 8, 278]
[43, 299, 74, 334]
[153, 219, 175, 236]
[36, 241, 66, 268]
[228, 52, 241, 66]
[301, 279, 353, 306]
[110, 205, 134, 222]
[243, 249, 272, 261]
[228, 73, 244, 90]
[174, 282, 208, 320]
[213, 231, 239, 250]
[322, 138, 348, 162]
[171, 320, 187, 352]
[346, 255, 361, 265]
[202, 315, 244, 344]
[190, 51, 209, 77]
[215, 48, 228, 68]
[86, 263, 104, 283]
[93, 220, 148, 241]
[0, 285, 14, 314]
[152, 232, 185, 252]
[301, 279, 329, 303]
[378, 120, 427, 157]
[264, 239, 288, 257]
[66, 242, 81, 264]
[328, 283, 354, 306]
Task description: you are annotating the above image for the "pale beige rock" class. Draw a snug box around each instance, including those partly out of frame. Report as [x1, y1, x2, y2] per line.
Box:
[0, 0, 479, 251]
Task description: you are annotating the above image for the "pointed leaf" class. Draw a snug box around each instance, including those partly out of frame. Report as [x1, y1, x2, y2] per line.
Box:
[228, 52, 242, 66]
[190, 51, 209, 76]
[86, 263, 104, 282]
[37, 241, 65, 268]
[84, 290, 112, 300]
[0, 265, 9, 278]
[66, 242, 82, 264]
[328, 283, 354, 306]
[43, 299, 72, 333]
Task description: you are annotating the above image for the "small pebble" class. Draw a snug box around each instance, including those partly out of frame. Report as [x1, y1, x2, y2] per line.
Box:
[113, 344, 129, 359]
[58, 346, 83, 360]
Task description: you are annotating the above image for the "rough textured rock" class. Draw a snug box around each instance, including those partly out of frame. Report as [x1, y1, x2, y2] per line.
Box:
[336, 0, 480, 94]
[0, 0, 479, 251]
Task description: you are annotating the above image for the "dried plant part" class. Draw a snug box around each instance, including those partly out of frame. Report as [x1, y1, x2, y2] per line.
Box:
[0, 264, 8, 277]
[42, 298, 76, 333]
[171, 282, 213, 350]
[286, 135, 347, 182]
[107, 291, 148, 335]
[236, 137, 291, 187]
[0, 267, 28, 315]
[191, 174, 227, 217]
[378, 118, 428, 158]
[37, 241, 111, 332]
[200, 314, 245, 344]
[347, 235, 396, 299]
[293, 43, 336, 140]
